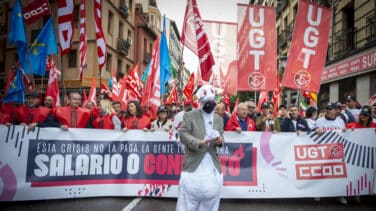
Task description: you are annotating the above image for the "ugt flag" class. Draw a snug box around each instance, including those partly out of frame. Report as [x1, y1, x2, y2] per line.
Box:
[281, 0, 331, 93]
[28, 18, 58, 76]
[237, 4, 277, 91]
[3, 66, 26, 104]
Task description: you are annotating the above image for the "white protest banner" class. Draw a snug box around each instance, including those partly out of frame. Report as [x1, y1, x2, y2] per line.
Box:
[0, 125, 375, 201]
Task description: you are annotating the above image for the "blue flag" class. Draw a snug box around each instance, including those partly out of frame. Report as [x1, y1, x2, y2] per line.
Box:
[142, 62, 151, 83]
[160, 15, 171, 95]
[3, 66, 26, 104]
[7, 0, 29, 72]
[27, 18, 58, 76]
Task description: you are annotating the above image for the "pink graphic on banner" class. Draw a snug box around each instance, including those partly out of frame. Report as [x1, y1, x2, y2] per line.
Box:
[0, 162, 17, 201]
[260, 132, 288, 178]
[346, 173, 372, 196]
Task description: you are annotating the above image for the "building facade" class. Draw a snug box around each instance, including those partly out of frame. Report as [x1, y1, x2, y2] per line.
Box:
[274, 0, 375, 108]
[1, 0, 164, 94]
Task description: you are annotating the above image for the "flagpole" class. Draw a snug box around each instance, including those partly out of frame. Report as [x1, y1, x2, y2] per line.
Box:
[59, 55, 67, 105]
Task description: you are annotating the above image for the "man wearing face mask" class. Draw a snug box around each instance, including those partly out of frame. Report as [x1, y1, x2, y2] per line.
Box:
[176, 85, 224, 211]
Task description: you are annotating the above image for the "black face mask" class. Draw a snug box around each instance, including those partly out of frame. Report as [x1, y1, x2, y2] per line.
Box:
[203, 101, 216, 113]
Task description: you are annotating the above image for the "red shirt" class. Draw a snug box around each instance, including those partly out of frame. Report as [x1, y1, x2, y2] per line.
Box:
[93, 114, 115, 129]
[123, 114, 151, 129]
[15, 105, 50, 125]
[0, 112, 10, 124]
[56, 106, 90, 128]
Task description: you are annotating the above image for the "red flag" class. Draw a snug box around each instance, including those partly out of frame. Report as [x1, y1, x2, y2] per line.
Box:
[237, 4, 277, 91]
[79, 0, 87, 81]
[46, 57, 61, 108]
[223, 60, 238, 96]
[88, 79, 97, 105]
[257, 91, 268, 111]
[166, 85, 178, 105]
[23, 0, 51, 25]
[82, 89, 87, 106]
[111, 67, 121, 101]
[183, 72, 195, 99]
[182, 0, 215, 81]
[181, 0, 197, 54]
[282, 0, 331, 93]
[141, 38, 161, 120]
[94, 0, 106, 70]
[3, 66, 16, 100]
[58, 0, 74, 55]
[125, 66, 142, 99]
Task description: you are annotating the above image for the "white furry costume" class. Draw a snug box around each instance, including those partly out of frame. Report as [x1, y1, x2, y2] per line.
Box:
[176, 85, 223, 211]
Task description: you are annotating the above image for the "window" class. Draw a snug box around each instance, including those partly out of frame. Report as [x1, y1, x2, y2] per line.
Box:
[128, 0, 133, 10]
[74, 5, 80, 29]
[150, 14, 155, 28]
[106, 53, 112, 72]
[108, 11, 114, 35]
[339, 77, 356, 101]
[68, 50, 77, 68]
[117, 59, 122, 72]
[149, 43, 152, 53]
[119, 22, 124, 39]
[144, 38, 147, 52]
[126, 64, 130, 72]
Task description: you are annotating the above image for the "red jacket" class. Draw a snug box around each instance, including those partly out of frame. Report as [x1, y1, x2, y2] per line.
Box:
[15, 105, 50, 125]
[225, 115, 256, 131]
[346, 122, 376, 128]
[123, 115, 151, 129]
[0, 112, 10, 124]
[93, 114, 115, 129]
[56, 106, 90, 128]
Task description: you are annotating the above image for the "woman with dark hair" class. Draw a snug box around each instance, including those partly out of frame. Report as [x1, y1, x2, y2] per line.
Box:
[122, 100, 151, 131]
[346, 106, 376, 129]
[305, 106, 317, 130]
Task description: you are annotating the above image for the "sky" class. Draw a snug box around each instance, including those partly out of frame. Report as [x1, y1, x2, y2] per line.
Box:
[156, 0, 250, 73]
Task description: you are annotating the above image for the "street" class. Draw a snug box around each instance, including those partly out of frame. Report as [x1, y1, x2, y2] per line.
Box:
[1, 196, 376, 211]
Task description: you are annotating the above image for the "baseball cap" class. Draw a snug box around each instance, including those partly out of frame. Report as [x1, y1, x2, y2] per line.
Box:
[157, 106, 169, 114]
[334, 101, 343, 108]
[326, 102, 335, 110]
[360, 106, 371, 116]
[26, 91, 39, 98]
[345, 96, 356, 102]
[261, 102, 269, 109]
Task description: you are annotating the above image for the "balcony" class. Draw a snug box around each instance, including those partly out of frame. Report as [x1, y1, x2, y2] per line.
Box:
[118, 5, 129, 18]
[366, 13, 376, 43]
[117, 38, 131, 55]
[332, 27, 356, 57]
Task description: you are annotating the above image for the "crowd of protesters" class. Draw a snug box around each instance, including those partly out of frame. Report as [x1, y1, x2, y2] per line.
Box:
[1, 91, 376, 134]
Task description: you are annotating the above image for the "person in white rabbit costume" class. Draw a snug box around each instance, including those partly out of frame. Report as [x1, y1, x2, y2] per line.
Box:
[176, 85, 224, 211]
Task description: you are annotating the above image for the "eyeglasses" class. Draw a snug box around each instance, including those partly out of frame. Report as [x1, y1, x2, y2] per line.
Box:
[248, 106, 256, 109]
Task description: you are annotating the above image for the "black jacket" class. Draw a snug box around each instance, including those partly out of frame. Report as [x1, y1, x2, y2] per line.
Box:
[280, 116, 311, 132]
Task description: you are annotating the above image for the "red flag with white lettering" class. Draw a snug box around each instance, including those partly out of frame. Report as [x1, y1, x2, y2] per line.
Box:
[182, 0, 215, 81]
[281, 0, 331, 93]
[141, 38, 161, 120]
[88, 78, 97, 105]
[79, 0, 87, 81]
[58, 0, 74, 55]
[46, 57, 61, 108]
[94, 0, 107, 70]
[237, 4, 277, 91]
[23, 0, 51, 25]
